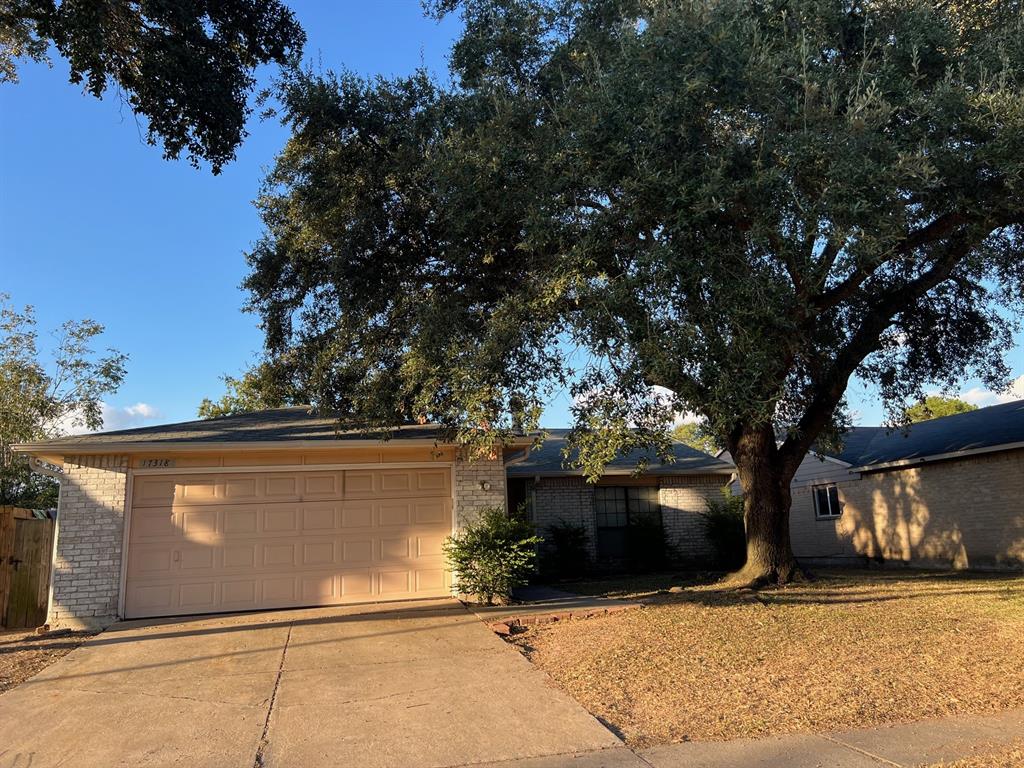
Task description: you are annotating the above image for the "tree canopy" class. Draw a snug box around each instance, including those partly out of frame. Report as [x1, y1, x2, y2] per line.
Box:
[245, 0, 1024, 581]
[1, 0, 305, 171]
[903, 395, 978, 422]
[0, 296, 127, 508]
[197, 361, 303, 419]
[672, 422, 720, 456]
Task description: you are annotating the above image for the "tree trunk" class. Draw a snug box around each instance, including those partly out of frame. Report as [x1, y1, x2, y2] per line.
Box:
[726, 423, 803, 586]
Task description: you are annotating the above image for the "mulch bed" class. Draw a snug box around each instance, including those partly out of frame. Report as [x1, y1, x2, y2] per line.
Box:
[512, 570, 1024, 747]
[0, 628, 95, 694]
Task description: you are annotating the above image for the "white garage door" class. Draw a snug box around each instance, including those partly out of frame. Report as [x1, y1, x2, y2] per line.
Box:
[124, 467, 453, 618]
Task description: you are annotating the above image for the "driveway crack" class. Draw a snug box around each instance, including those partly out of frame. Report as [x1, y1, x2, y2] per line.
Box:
[253, 622, 293, 768]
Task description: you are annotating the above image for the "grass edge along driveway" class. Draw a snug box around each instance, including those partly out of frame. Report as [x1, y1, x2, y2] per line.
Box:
[511, 569, 1024, 748]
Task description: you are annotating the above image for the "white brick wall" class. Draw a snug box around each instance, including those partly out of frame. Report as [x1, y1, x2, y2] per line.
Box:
[528, 474, 727, 565]
[454, 448, 508, 529]
[50, 454, 129, 629]
[659, 474, 723, 560]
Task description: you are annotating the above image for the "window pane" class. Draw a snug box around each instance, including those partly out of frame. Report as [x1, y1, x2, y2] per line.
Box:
[814, 485, 840, 518]
[814, 487, 830, 517]
[595, 487, 627, 528]
[828, 486, 840, 516]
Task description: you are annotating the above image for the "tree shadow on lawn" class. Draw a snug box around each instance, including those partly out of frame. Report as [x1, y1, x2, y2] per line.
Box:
[558, 568, 1023, 610]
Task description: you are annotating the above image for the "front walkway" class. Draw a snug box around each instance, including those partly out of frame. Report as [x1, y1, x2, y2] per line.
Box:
[478, 708, 1024, 767]
[0, 599, 619, 768]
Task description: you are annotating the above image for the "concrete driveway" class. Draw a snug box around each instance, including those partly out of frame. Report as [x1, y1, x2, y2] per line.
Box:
[0, 600, 621, 768]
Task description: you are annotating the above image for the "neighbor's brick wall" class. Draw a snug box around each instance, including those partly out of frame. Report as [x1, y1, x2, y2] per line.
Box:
[658, 474, 724, 561]
[454, 447, 507, 530]
[790, 448, 1024, 570]
[50, 454, 129, 629]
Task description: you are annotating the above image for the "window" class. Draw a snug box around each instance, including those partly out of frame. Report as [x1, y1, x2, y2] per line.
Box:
[813, 484, 841, 519]
[593, 486, 662, 560]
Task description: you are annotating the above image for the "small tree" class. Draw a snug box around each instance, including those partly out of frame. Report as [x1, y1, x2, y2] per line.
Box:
[0, 296, 127, 507]
[702, 489, 747, 570]
[444, 507, 542, 604]
[672, 422, 720, 456]
[198, 361, 304, 418]
[904, 396, 978, 423]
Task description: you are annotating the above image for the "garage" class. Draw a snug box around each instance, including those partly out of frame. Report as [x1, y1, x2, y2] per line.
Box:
[124, 466, 454, 618]
[14, 407, 516, 628]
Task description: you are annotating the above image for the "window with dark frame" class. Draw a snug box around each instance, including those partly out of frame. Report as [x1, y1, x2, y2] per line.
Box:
[593, 486, 663, 559]
[813, 484, 841, 519]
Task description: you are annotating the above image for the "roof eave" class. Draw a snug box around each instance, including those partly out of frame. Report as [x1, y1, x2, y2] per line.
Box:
[849, 440, 1024, 474]
[508, 466, 735, 477]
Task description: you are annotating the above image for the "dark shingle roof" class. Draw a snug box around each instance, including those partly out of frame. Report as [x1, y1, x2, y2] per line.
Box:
[16, 406, 448, 449]
[821, 399, 1024, 468]
[508, 429, 734, 476]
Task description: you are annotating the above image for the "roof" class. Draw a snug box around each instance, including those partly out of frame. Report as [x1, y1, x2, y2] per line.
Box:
[821, 399, 1024, 470]
[13, 406, 455, 454]
[507, 429, 734, 477]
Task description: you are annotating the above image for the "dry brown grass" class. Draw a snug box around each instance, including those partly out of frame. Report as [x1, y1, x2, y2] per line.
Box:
[512, 570, 1024, 747]
[0, 628, 94, 694]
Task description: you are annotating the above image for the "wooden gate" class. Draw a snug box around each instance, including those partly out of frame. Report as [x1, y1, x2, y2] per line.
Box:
[0, 506, 56, 630]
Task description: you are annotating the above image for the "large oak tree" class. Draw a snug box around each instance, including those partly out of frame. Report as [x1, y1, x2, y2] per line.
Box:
[245, 0, 1024, 584]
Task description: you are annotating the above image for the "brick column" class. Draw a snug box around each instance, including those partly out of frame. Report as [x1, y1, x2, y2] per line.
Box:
[50, 454, 129, 629]
[453, 447, 507, 530]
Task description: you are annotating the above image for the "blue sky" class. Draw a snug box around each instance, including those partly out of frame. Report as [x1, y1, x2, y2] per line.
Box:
[1, 2, 1021, 433]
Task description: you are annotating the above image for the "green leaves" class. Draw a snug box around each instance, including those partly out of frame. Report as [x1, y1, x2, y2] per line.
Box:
[1, 0, 305, 171]
[0, 294, 127, 506]
[443, 506, 542, 604]
[247, 0, 1024, 477]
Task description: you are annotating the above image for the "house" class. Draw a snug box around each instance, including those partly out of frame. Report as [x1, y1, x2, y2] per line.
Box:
[14, 407, 528, 629]
[506, 430, 735, 566]
[724, 400, 1024, 570]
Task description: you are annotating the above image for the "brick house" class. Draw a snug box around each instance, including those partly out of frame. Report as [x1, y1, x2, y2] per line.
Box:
[15, 407, 522, 629]
[506, 430, 735, 568]
[723, 399, 1024, 570]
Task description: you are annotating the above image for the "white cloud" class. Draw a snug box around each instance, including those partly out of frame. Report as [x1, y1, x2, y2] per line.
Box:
[100, 402, 161, 431]
[958, 374, 1024, 408]
[51, 402, 162, 435]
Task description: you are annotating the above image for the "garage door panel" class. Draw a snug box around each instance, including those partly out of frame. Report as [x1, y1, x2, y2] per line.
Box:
[224, 545, 256, 568]
[301, 505, 336, 530]
[224, 508, 258, 534]
[125, 467, 453, 618]
[379, 501, 412, 526]
[341, 502, 373, 528]
[342, 539, 374, 563]
[221, 580, 257, 607]
[303, 541, 335, 565]
[380, 537, 411, 560]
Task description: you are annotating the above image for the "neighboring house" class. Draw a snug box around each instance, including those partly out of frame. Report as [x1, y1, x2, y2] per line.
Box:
[14, 407, 526, 629]
[506, 430, 735, 566]
[722, 400, 1024, 571]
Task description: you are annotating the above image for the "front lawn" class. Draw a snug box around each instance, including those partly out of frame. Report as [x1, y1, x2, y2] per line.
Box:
[0, 628, 94, 694]
[511, 570, 1024, 747]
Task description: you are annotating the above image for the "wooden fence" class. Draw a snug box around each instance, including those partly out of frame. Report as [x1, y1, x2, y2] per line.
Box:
[0, 506, 56, 630]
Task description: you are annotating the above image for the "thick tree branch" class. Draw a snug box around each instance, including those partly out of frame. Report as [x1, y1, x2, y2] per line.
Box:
[779, 228, 983, 475]
[809, 212, 968, 314]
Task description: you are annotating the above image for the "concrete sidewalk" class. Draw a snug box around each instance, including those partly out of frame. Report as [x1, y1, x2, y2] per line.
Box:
[481, 708, 1024, 767]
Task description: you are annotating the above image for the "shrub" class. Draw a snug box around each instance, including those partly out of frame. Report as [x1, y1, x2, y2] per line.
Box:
[444, 506, 542, 604]
[625, 517, 677, 571]
[702, 488, 747, 569]
[540, 520, 591, 579]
